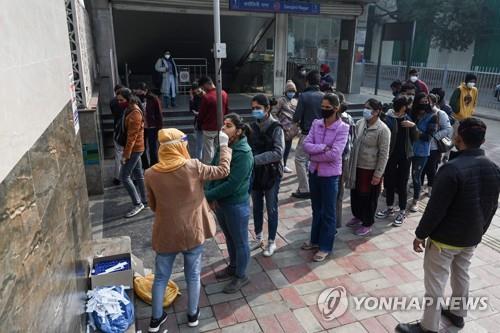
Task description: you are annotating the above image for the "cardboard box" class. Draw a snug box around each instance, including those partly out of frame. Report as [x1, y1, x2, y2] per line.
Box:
[90, 253, 133, 289]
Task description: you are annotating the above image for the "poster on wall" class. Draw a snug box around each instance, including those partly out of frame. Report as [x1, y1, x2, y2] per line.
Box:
[69, 72, 80, 134]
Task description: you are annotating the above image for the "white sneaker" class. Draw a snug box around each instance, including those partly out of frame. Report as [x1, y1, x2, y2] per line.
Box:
[125, 203, 145, 218]
[409, 200, 418, 213]
[263, 242, 276, 257]
[283, 166, 293, 173]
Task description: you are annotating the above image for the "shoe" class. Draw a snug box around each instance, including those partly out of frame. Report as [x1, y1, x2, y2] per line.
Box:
[250, 238, 265, 251]
[113, 178, 121, 186]
[301, 242, 320, 250]
[441, 308, 465, 328]
[215, 266, 235, 280]
[283, 166, 293, 173]
[354, 226, 372, 236]
[187, 307, 200, 327]
[263, 242, 276, 257]
[395, 322, 437, 333]
[171, 98, 176, 108]
[292, 191, 311, 199]
[313, 251, 330, 262]
[393, 210, 407, 227]
[148, 312, 168, 332]
[376, 207, 395, 219]
[223, 276, 250, 294]
[346, 217, 362, 228]
[409, 199, 419, 213]
[125, 203, 145, 218]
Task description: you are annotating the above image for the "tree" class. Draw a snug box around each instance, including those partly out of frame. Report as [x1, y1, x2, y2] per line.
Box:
[374, 0, 492, 51]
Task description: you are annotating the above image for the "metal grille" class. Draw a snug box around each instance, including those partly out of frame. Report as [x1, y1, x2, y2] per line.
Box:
[175, 58, 208, 95]
[66, 0, 84, 107]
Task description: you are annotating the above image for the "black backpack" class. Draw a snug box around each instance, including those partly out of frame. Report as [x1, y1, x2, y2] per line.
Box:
[250, 122, 283, 191]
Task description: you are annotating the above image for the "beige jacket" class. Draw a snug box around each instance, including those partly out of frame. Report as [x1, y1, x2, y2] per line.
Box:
[144, 146, 232, 253]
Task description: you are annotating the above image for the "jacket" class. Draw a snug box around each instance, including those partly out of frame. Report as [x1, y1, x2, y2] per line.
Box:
[144, 146, 232, 253]
[450, 83, 478, 121]
[155, 57, 179, 95]
[430, 108, 452, 151]
[198, 88, 229, 131]
[303, 118, 349, 177]
[143, 93, 163, 129]
[293, 86, 324, 134]
[383, 109, 417, 159]
[414, 79, 429, 95]
[123, 105, 145, 159]
[190, 94, 203, 130]
[110, 97, 125, 128]
[415, 149, 500, 247]
[249, 115, 285, 166]
[345, 118, 391, 189]
[412, 111, 438, 157]
[205, 137, 254, 204]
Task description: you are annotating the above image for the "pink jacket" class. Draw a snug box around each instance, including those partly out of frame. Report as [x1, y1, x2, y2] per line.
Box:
[304, 118, 350, 177]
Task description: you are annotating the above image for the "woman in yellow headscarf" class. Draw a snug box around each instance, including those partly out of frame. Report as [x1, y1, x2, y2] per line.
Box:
[144, 128, 231, 331]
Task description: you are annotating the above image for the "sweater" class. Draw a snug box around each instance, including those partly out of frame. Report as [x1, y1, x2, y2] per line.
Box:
[123, 105, 145, 159]
[430, 108, 452, 151]
[198, 88, 229, 131]
[384, 110, 417, 160]
[412, 111, 438, 157]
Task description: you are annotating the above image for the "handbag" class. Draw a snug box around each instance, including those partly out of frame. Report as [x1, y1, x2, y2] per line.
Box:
[433, 134, 453, 153]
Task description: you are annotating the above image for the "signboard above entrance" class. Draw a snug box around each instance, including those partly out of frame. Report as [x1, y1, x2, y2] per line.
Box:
[229, 0, 320, 15]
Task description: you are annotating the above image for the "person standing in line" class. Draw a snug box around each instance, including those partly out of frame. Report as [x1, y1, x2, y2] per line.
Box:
[134, 82, 163, 169]
[116, 88, 148, 218]
[375, 96, 417, 226]
[390, 80, 403, 97]
[154, 50, 178, 108]
[345, 99, 391, 236]
[189, 82, 205, 160]
[300, 93, 349, 262]
[198, 76, 229, 164]
[205, 113, 254, 294]
[319, 64, 335, 92]
[145, 128, 232, 332]
[248, 94, 285, 257]
[449, 73, 479, 125]
[396, 118, 500, 333]
[292, 70, 324, 199]
[110, 84, 125, 185]
[292, 65, 307, 93]
[408, 68, 429, 95]
[408, 93, 438, 213]
[274, 80, 299, 173]
[420, 93, 452, 196]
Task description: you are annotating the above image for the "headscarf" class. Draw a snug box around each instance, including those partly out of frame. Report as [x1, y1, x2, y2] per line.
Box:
[152, 128, 191, 173]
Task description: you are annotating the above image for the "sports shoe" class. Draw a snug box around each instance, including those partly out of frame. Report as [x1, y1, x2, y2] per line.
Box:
[395, 321, 437, 333]
[346, 217, 362, 228]
[376, 207, 395, 219]
[124, 203, 145, 218]
[148, 312, 168, 332]
[291, 191, 311, 199]
[441, 308, 465, 328]
[187, 307, 200, 327]
[223, 276, 250, 294]
[283, 166, 293, 173]
[354, 226, 372, 236]
[113, 178, 121, 186]
[215, 266, 235, 280]
[393, 210, 407, 227]
[263, 241, 276, 257]
[409, 199, 419, 213]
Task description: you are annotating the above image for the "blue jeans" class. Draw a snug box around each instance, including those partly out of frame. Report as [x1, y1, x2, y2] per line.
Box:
[309, 173, 339, 253]
[215, 201, 250, 278]
[152, 244, 204, 319]
[120, 151, 147, 205]
[252, 176, 281, 241]
[412, 156, 428, 200]
[194, 130, 204, 160]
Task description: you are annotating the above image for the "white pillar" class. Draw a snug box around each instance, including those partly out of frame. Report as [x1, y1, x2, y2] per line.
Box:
[273, 13, 288, 96]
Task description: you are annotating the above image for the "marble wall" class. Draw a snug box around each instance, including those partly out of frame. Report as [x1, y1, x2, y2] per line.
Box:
[0, 102, 91, 332]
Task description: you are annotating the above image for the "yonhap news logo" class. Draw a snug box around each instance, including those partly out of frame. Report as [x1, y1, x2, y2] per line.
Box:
[317, 286, 349, 321]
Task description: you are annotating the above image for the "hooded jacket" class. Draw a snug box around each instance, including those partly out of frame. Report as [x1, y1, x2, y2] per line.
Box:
[383, 109, 417, 159]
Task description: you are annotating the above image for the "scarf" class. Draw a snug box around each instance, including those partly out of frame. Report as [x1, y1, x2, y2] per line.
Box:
[152, 128, 191, 173]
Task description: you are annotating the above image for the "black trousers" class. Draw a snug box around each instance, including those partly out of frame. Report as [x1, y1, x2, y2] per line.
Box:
[351, 169, 381, 227]
[384, 156, 411, 211]
[421, 150, 442, 187]
[141, 128, 159, 169]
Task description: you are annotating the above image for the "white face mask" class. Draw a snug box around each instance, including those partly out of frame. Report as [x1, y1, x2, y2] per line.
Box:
[467, 82, 476, 89]
[410, 76, 418, 83]
[165, 54, 171, 59]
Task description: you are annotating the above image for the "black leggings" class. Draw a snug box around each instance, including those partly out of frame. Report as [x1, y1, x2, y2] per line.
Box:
[421, 150, 442, 187]
[384, 156, 411, 211]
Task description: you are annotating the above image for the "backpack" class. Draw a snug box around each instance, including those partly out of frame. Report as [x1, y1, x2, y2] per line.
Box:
[250, 122, 283, 191]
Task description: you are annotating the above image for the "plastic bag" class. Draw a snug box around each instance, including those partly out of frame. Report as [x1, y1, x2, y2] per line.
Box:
[86, 286, 134, 333]
[134, 274, 181, 307]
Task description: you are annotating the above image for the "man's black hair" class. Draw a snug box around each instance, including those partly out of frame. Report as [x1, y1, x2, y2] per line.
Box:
[114, 84, 124, 92]
[390, 80, 402, 88]
[409, 68, 418, 75]
[430, 88, 445, 103]
[458, 117, 487, 148]
[198, 76, 213, 86]
[400, 82, 416, 93]
[306, 70, 321, 86]
[134, 82, 148, 91]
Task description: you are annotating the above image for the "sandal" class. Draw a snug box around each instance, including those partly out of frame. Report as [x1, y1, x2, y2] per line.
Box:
[313, 251, 330, 262]
[301, 242, 320, 250]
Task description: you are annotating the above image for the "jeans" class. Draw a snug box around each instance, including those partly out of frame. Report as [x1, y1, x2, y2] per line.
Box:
[215, 201, 250, 278]
[202, 130, 218, 164]
[141, 128, 159, 169]
[152, 244, 204, 319]
[411, 156, 428, 200]
[120, 151, 147, 205]
[294, 134, 310, 193]
[113, 141, 124, 180]
[194, 130, 204, 160]
[309, 173, 339, 253]
[252, 176, 281, 241]
[421, 150, 442, 187]
[384, 156, 411, 211]
[283, 139, 293, 167]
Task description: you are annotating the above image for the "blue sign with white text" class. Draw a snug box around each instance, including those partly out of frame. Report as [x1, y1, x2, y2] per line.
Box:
[229, 0, 320, 15]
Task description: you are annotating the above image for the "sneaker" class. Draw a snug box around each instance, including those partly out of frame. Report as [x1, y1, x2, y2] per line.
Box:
[124, 203, 145, 218]
[250, 239, 265, 251]
[346, 217, 362, 228]
[187, 308, 200, 327]
[148, 312, 168, 332]
[113, 178, 121, 186]
[441, 308, 465, 328]
[354, 226, 372, 236]
[395, 322, 437, 333]
[409, 199, 419, 213]
[393, 211, 407, 227]
[283, 166, 293, 173]
[223, 276, 250, 294]
[215, 266, 235, 280]
[263, 242, 276, 257]
[376, 207, 395, 219]
[291, 191, 311, 199]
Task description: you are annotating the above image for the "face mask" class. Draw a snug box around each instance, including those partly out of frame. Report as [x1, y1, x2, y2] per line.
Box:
[252, 109, 265, 120]
[286, 92, 295, 99]
[301, 70, 306, 76]
[363, 108, 373, 121]
[467, 82, 476, 89]
[410, 76, 418, 83]
[165, 54, 171, 59]
[321, 108, 335, 119]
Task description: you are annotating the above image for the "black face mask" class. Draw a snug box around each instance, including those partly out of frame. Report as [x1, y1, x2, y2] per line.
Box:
[321, 108, 335, 119]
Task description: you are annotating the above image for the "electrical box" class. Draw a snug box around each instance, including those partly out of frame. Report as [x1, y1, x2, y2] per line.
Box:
[215, 42, 227, 59]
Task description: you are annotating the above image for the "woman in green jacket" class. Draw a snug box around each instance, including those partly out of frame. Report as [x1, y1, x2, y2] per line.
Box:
[205, 113, 254, 294]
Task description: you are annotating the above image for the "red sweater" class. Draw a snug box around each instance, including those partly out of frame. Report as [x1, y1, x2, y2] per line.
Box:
[198, 88, 229, 131]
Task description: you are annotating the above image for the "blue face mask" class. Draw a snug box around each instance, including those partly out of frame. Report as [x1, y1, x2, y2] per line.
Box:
[363, 108, 373, 121]
[286, 92, 295, 99]
[252, 109, 265, 120]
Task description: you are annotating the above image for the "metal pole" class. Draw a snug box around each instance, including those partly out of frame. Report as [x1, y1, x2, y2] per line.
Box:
[374, 24, 385, 95]
[405, 20, 417, 80]
[213, 0, 223, 130]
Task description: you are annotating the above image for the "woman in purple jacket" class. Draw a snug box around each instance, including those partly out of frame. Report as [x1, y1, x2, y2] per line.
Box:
[300, 93, 349, 262]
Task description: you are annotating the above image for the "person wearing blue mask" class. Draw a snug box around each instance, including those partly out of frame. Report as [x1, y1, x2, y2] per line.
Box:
[248, 94, 285, 256]
[345, 99, 391, 236]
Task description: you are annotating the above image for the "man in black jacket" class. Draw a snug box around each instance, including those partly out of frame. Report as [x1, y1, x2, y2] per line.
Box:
[396, 118, 500, 333]
[292, 70, 324, 199]
[110, 84, 125, 185]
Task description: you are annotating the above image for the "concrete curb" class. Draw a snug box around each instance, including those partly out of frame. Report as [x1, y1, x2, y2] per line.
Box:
[476, 112, 500, 122]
